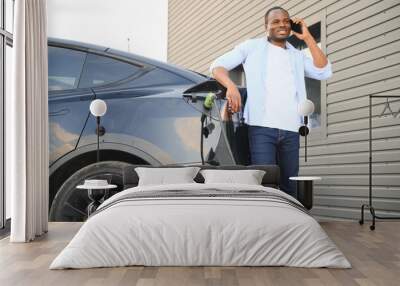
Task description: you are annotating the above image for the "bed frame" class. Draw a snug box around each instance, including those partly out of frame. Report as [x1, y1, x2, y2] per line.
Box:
[121, 164, 312, 209]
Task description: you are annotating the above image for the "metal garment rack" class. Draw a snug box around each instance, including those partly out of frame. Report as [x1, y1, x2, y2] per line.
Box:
[359, 95, 400, 230]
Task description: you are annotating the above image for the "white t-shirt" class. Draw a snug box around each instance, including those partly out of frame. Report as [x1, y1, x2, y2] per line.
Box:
[263, 41, 299, 132]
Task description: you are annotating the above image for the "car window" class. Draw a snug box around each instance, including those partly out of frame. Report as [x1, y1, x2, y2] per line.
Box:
[48, 46, 86, 91]
[129, 68, 193, 87]
[78, 53, 141, 88]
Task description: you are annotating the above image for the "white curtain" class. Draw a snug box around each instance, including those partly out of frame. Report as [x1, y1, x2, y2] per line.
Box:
[7, 0, 49, 242]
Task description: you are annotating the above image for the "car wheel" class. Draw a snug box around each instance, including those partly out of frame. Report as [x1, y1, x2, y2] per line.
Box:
[49, 161, 134, 222]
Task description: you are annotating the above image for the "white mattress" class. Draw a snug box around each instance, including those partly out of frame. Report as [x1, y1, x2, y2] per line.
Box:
[50, 183, 351, 269]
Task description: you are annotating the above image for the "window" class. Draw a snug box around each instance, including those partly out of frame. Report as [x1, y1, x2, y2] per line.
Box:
[229, 65, 246, 87]
[288, 22, 322, 129]
[48, 46, 86, 91]
[128, 68, 193, 87]
[1, 0, 14, 231]
[5, 0, 12, 32]
[78, 53, 140, 88]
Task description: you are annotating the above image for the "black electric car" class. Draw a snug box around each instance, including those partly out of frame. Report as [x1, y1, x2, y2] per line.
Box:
[48, 38, 249, 221]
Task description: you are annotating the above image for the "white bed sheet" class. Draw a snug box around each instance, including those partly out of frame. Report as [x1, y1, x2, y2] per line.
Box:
[50, 183, 351, 269]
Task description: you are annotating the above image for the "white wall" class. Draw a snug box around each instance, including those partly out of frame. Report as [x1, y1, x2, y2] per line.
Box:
[47, 0, 168, 62]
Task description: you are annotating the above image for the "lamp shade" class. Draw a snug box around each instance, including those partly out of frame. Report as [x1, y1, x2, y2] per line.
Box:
[298, 99, 315, 116]
[90, 99, 107, 117]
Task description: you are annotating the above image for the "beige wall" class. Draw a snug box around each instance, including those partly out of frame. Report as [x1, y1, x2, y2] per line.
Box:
[168, 0, 400, 220]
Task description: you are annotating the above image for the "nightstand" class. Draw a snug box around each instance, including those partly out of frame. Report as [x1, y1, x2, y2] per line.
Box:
[289, 176, 321, 210]
[76, 183, 117, 216]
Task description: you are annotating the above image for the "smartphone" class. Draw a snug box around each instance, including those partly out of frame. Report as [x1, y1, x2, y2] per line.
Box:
[290, 19, 302, 34]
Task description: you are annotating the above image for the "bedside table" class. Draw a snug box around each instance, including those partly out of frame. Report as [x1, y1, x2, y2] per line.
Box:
[289, 176, 321, 210]
[76, 183, 117, 216]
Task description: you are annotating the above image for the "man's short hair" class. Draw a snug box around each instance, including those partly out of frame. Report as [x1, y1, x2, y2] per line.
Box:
[264, 6, 289, 24]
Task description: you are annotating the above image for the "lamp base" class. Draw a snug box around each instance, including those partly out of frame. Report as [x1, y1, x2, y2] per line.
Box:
[95, 125, 106, 136]
[298, 125, 309, 136]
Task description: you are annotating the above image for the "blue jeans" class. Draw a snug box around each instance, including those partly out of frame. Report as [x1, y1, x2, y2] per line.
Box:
[248, 125, 299, 198]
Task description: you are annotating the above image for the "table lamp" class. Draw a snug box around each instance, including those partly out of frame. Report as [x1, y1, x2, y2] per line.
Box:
[298, 99, 314, 162]
[89, 99, 107, 162]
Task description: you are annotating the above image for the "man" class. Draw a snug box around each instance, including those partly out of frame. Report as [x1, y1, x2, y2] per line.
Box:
[209, 6, 332, 197]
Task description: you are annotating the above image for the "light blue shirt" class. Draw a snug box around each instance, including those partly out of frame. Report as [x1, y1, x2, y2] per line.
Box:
[209, 36, 332, 131]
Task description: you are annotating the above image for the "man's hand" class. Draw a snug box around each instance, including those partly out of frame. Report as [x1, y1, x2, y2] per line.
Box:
[291, 17, 328, 68]
[291, 17, 312, 41]
[226, 84, 242, 113]
[211, 67, 242, 113]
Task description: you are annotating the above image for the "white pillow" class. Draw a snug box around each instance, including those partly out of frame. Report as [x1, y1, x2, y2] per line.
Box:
[200, 169, 266, 185]
[135, 167, 200, 186]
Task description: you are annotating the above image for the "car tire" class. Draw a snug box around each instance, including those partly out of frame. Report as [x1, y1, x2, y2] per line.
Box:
[49, 161, 134, 222]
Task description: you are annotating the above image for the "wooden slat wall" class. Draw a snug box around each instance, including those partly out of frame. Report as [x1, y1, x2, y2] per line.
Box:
[168, 0, 400, 220]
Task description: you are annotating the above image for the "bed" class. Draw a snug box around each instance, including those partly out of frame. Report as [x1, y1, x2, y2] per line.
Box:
[50, 165, 351, 269]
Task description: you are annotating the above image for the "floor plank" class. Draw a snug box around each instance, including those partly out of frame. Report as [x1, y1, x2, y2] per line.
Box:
[0, 221, 399, 286]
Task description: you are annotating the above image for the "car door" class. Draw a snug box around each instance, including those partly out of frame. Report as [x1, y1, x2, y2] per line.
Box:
[48, 45, 95, 165]
[76, 58, 237, 166]
[74, 51, 152, 158]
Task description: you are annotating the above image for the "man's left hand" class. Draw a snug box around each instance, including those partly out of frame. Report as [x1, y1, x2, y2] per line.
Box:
[291, 18, 312, 41]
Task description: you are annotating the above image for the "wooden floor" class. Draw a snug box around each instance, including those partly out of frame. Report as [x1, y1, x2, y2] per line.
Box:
[0, 221, 399, 286]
